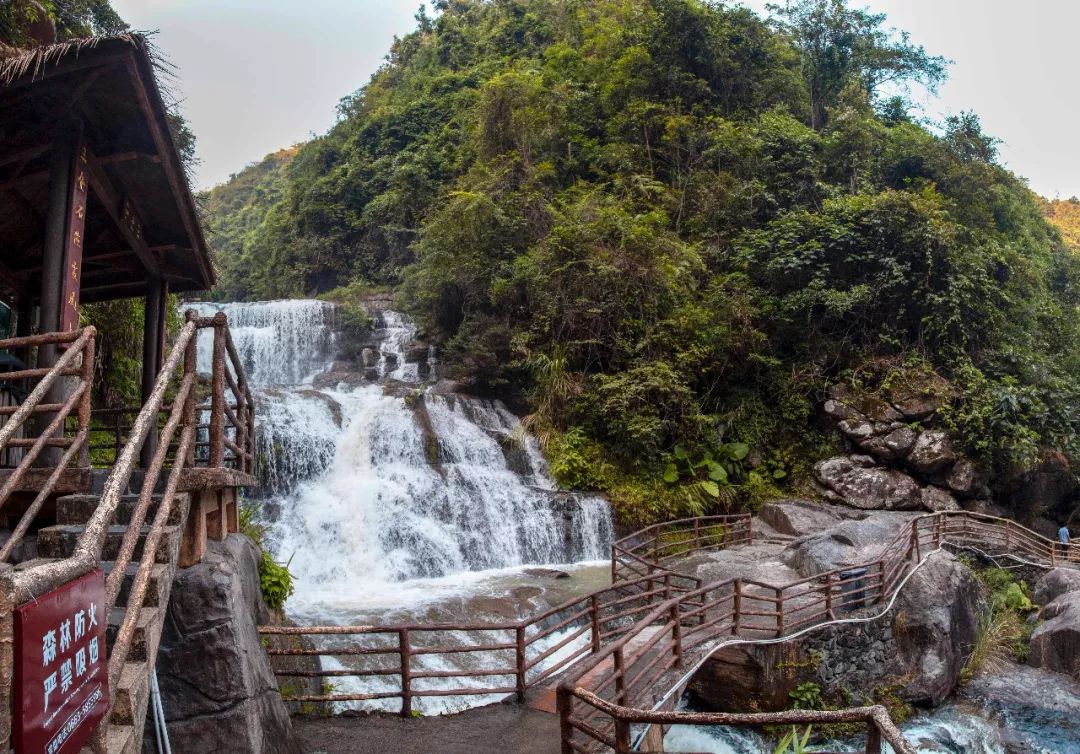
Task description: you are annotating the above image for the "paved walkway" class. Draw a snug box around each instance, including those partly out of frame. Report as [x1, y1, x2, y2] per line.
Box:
[293, 704, 561, 754]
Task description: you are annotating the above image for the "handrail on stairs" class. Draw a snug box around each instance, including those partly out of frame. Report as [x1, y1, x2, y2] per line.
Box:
[0, 311, 258, 753]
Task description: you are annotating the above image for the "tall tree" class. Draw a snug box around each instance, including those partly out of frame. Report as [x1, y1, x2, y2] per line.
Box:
[768, 0, 948, 129]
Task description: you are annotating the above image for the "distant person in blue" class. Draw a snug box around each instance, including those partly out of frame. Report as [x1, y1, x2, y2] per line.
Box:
[1060, 525, 1071, 559]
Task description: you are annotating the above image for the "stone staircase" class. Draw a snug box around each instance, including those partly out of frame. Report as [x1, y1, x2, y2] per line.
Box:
[34, 492, 191, 754]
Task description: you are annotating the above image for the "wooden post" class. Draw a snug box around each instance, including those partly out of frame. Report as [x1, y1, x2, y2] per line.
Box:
[590, 594, 601, 653]
[77, 329, 95, 467]
[865, 723, 882, 754]
[824, 573, 834, 620]
[140, 275, 165, 468]
[614, 719, 632, 754]
[614, 648, 627, 705]
[515, 626, 527, 701]
[399, 628, 412, 717]
[732, 579, 742, 635]
[209, 312, 227, 468]
[35, 122, 79, 467]
[610, 544, 617, 584]
[669, 602, 683, 668]
[0, 563, 14, 752]
[556, 687, 575, 754]
[183, 310, 198, 467]
[775, 586, 784, 636]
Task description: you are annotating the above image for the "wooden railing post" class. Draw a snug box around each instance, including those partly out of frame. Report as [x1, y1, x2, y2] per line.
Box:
[670, 602, 683, 668]
[209, 312, 227, 468]
[865, 722, 883, 753]
[0, 563, 14, 752]
[556, 687, 575, 754]
[610, 544, 617, 584]
[399, 628, 412, 717]
[515, 626, 527, 700]
[590, 594, 601, 653]
[824, 573, 834, 619]
[775, 586, 784, 636]
[732, 579, 742, 635]
[183, 311, 199, 466]
[77, 329, 95, 467]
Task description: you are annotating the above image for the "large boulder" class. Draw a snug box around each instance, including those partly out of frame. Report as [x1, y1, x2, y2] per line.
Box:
[153, 535, 301, 754]
[813, 457, 922, 511]
[1028, 592, 1080, 677]
[690, 551, 983, 711]
[1005, 451, 1078, 522]
[1033, 568, 1080, 605]
[907, 431, 957, 475]
[921, 486, 960, 513]
[757, 499, 858, 538]
[891, 551, 985, 705]
[782, 513, 915, 576]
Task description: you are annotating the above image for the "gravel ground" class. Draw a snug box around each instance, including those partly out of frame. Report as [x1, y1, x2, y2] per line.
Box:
[292, 705, 562, 754]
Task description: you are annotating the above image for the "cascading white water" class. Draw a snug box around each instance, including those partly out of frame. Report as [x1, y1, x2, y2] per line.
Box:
[189, 299, 338, 386]
[191, 299, 613, 712]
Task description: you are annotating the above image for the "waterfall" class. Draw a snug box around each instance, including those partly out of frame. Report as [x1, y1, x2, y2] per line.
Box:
[188, 299, 338, 387]
[189, 298, 612, 589]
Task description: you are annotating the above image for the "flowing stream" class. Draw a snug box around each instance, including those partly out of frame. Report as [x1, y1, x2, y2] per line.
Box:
[191, 299, 613, 713]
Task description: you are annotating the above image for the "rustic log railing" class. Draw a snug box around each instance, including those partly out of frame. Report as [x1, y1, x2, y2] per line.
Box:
[0, 312, 256, 751]
[0, 327, 95, 562]
[262, 508, 1078, 753]
[86, 311, 256, 474]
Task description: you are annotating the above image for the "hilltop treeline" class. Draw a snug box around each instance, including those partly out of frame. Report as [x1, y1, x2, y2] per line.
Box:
[205, 0, 1080, 522]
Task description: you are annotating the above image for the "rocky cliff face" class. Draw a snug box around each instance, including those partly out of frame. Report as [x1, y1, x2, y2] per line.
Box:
[149, 535, 301, 754]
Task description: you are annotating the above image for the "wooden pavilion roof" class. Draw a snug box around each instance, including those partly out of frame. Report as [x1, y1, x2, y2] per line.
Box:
[0, 35, 213, 304]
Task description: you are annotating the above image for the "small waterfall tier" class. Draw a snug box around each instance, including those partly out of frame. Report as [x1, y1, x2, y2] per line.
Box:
[189, 299, 338, 387]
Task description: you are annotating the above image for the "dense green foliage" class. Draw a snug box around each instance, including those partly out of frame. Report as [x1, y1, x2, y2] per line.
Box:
[0, 0, 126, 46]
[206, 0, 1080, 523]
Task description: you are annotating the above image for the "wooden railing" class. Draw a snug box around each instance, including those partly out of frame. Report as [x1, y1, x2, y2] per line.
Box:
[86, 311, 256, 474]
[0, 327, 95, 563]
[261, 509, 1076, 753]
[557, 509, 1077, 753]
[259, 571, 701, 712]
[0, 312, 257, 750]
[610, 514, 753, 583]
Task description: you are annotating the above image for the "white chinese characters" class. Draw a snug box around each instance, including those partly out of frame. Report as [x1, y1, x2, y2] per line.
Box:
[40, 601, 102, 714]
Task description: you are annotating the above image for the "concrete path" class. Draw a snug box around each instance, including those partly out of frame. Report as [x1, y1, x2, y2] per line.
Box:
[293, 704, 561, 754]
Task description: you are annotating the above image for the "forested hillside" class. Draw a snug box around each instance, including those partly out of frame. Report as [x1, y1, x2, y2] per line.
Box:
[204, 0, 1080, 522]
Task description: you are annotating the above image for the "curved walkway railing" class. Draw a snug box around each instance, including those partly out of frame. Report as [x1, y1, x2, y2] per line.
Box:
[558, 509, 1077, 753]
[261, 509, 1075, 753]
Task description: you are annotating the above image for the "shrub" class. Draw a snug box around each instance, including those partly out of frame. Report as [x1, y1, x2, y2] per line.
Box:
[259, 550, 295, 610]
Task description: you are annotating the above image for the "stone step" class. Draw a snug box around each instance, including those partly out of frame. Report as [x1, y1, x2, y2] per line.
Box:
[99, 723, 136, 754]
[110, 661, 151, 728]
[56, 494, 184, 527]
[37, 525, 180, 564]
[102, 562, 169, 609]
[106, 606, 157, 664]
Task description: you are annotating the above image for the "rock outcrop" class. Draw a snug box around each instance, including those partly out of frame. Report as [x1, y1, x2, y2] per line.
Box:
[813, 457, 922, 511]
[817, 384, 997, 514]
[1033, 568, 1080, 605]
[690, 512, 984, 712]
[1029, 592, 1080, 677]
[152, 535, 301, 754]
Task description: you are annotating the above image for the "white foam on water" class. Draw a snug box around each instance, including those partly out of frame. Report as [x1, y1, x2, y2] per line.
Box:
[191, 301, 614, 714]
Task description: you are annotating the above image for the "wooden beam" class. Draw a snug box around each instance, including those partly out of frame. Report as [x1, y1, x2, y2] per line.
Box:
[0, 143, 50, 171]
[96, 151, 161, 167]
[81, 146, 160, 276]
[0, 168, 48, 192]
[123, 53, 213, 288]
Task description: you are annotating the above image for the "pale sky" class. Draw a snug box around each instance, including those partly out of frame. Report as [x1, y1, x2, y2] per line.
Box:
[113, 0, 1078, 198]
